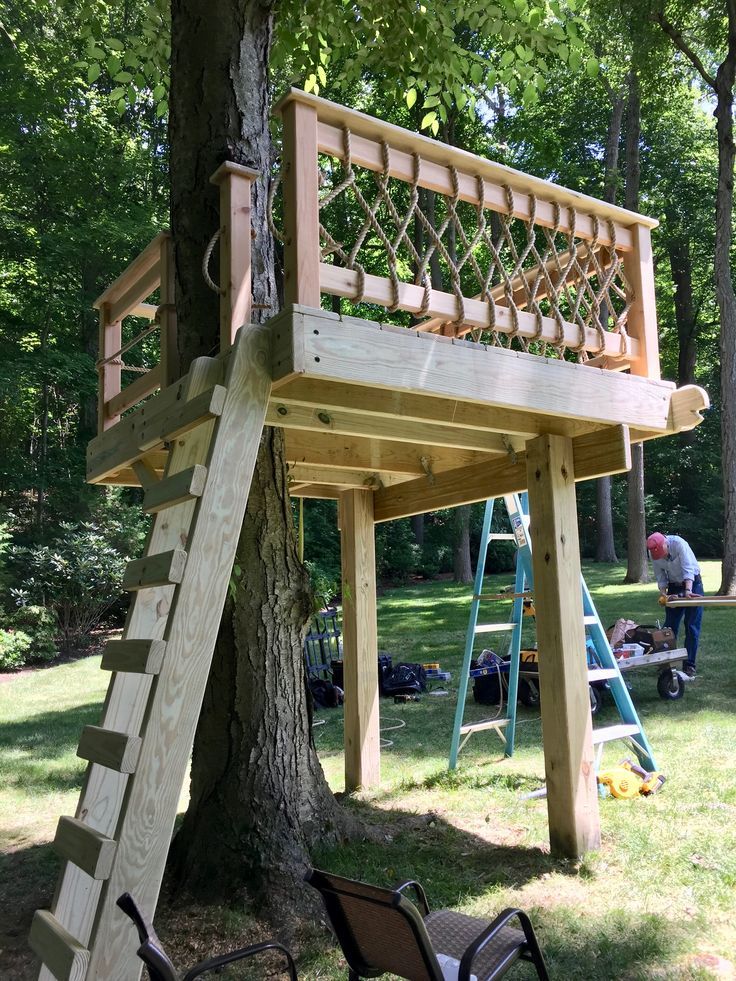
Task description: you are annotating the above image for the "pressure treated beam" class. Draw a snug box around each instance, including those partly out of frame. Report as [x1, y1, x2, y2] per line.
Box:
[269, 402, 512, 453]
[271, 307, 675, 433]
[373, 425, 631, 523]
[340, 489, 380, 791]
[273, 375, 601, 440]
[283, 430, 491, 476]
[525, 434, 600, 858]
[287, 464, 408, 489]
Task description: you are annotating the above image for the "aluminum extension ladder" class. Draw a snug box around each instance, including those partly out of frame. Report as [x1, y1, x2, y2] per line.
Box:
[448, 493, 657, 772]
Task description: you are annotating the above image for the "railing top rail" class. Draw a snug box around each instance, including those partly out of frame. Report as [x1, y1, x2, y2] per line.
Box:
[274, 89, 658, 232]
[94, 230, 170, 310]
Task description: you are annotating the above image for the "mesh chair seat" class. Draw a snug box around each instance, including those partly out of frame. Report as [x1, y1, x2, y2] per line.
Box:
[425, 910, 525, 980]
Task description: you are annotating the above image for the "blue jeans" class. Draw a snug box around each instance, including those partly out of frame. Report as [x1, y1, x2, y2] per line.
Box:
[664, 576, 704, 667]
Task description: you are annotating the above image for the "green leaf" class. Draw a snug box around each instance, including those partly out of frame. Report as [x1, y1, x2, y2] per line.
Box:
[586, 56, 599, 77]
[87, 63, 101, 84]
[500, 49, 515, 68]
[105, 38, 125, 51]
[406, 87, 417, 109]
[423, 95, 440, 107]
[421, 110, 437, 129]
[153, 84, 166, 100]
[317, 65, 327, 86]
[470, 62, 483, 85]
[156, 100, 168, 118]
[109, 87, 126, 100]
[113, 71, 133, 83]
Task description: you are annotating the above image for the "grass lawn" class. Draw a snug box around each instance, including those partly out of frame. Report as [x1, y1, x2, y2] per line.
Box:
[2, 561, 735, 979]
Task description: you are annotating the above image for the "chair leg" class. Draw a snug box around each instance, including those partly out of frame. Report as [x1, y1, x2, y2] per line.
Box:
[516, 911, 550, 981]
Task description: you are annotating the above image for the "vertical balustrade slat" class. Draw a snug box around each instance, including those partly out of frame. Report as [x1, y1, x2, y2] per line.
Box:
[210, 162, 258, 352]
[623, 223, 660, 380]
[98, 303, 122, 434]
[281, 100, 320, 307]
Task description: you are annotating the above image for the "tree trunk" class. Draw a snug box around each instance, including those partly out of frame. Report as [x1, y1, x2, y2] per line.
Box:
[667, 233, 698, 388]
[167, 0, 358, 917]
[452, 505, 473, 583]
[714, 57, 736, 594]
[411, 513, 424, 547]
[623, 70, 648, 583]
[595, 87, 625, 563]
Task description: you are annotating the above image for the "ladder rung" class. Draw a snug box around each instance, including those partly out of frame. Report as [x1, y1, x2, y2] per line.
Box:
[29, 909, 90, 981]
[474, 592, 531, 601]
[138, 384, 227, 452]
[143, 464, 208, 513]
[476, 622, 517, 633]
[54, 816, 117, 880]
[587, 668, 619, 682]
[122, 548, 188, 591]
[460, 718, 511, 735]
[101, 638, 167, 674]
[488, 533, 516, 540]
[592, 723, 640, 745]
[77, 725, 142, 773]
[583, 615, 599, 625]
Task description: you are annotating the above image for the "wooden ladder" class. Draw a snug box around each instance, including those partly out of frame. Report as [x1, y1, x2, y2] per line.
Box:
[30, 325, 271, 981]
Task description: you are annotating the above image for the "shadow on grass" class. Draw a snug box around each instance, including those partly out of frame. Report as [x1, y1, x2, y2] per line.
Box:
[0, 702, 102, 760]
[0, 841, 59, 981]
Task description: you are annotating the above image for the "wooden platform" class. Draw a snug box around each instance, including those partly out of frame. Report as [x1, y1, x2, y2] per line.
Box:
[88, 305, 709, 513]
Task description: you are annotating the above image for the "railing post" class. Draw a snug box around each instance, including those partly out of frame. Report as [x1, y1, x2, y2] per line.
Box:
[623, 224, 660, 379]
[97, 304, 121, 433]
[158, 232, 179, 385]
[281, 99, 320, 307]
[210, 162, 258, 353]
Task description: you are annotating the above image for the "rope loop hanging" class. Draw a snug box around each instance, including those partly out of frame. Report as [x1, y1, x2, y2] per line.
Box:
[202, 227, 225, 295]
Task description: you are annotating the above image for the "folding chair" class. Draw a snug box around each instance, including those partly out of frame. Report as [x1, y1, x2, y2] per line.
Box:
[116, 893, 298, 980]
[306, 868, 549, 981]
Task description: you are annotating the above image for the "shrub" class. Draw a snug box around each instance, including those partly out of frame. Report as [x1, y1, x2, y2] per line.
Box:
[9, 604, 57, 663]
[304, 560, 339, 608]
[11, 522, 130, 652]
[0, 628, 32, 671]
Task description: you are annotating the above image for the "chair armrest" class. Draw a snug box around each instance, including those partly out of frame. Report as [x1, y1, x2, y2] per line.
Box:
[458, 907, 529, 981]
[182, 940, 298, 981]
[394, 879, 430, 915]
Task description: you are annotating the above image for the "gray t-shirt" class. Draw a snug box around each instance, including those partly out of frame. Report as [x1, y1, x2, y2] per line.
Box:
[652, 535, 700, 591]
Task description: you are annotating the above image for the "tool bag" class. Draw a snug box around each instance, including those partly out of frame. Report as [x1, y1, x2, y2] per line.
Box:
[624, 624, 677, 654]
[381, 662, 427, 696]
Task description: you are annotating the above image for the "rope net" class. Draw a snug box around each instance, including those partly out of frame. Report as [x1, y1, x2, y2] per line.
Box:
[270, 126, 634, 362]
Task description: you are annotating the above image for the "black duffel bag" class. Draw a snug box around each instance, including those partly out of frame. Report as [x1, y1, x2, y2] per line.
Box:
[381, 662, 427, 696]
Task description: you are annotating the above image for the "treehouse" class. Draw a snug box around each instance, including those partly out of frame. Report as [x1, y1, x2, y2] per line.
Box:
[31, 90, 708, 981]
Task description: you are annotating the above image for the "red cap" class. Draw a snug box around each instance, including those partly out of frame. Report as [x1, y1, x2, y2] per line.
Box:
[646, 532, 668, 560]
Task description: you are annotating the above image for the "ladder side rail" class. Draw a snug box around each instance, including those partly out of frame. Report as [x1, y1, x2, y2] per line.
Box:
[449, 499, 495, 769]
[503, 556, 526, 757]
[580, 579, 657, 771]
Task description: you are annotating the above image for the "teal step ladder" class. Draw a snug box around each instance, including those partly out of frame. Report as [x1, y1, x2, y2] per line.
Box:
[449, 493, 657, 772]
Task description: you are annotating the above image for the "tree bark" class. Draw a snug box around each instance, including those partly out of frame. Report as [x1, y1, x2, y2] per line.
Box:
[623, 70, 648, 583]
[452, 505, 473, 583]
[595, 85, 625, 563]
[168, 0, 358, 917]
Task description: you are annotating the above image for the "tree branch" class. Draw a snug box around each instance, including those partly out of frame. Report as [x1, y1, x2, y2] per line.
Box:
[654, 9, 717, 90]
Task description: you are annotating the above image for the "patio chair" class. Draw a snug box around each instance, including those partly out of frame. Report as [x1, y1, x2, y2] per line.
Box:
[306, 868, 549, 981]
[116, 893, 298, 981]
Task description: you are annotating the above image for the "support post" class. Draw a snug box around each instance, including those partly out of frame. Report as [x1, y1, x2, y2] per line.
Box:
[210, 162, 258, 352]
[281, 100, 320, 306]
[525, 434, 600, 858]
[623, 224, 660, 379]
[340, 488, 380, 791]
[97, 303, 121, 433]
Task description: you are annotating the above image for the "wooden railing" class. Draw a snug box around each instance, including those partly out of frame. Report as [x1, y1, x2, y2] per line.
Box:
[273, 88, 661, 380]
[93, 163, 257, 435]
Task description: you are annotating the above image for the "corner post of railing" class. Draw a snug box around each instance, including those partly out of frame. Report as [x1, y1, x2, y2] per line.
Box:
[280, 95, 320, 307]
[97, 303, 121, 434]
[623, 223, 660, 379]
[158, 231, 179, 385]
[210, 161, 259, 353]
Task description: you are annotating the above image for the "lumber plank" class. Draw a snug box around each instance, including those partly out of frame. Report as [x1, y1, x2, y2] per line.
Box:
[98, 305, 121, 433]
[668, 384, 710, 432]
[288, 483, 342, 499]
[108, 260, 162, 325]
[143, 465, 207, 514]
[287, 463, 408, 488]
[30, 911, 89, 981]
[273, 373, 601, 440]
[122, 548, 188, 591]
[54, 816, 117, 880]
[283, 310, 674, 433]
[525, 434, 600, 858]
[282, 100, 320, 306]
[320, 263, 637, 359]
[341, 489, 380, 791]
[211, 162, 258, 350]
[38, 355, 226, 981]
[85, 326, 272, 979]
[131, 458, 161, 488]
[101, 639, 167, 675]
[269, 401, 511, 453]
[87, 383, 227, 484]
[274, 91, 658, 240]
[373, 425, 630, 522]
[284, 430, 491, 476]
[94, 231, 170, 309]
[624, 224, 660, 380]
[664, 595, 736, 607]
[106, 363, 163, 418]
[77, 726, 142, 774]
